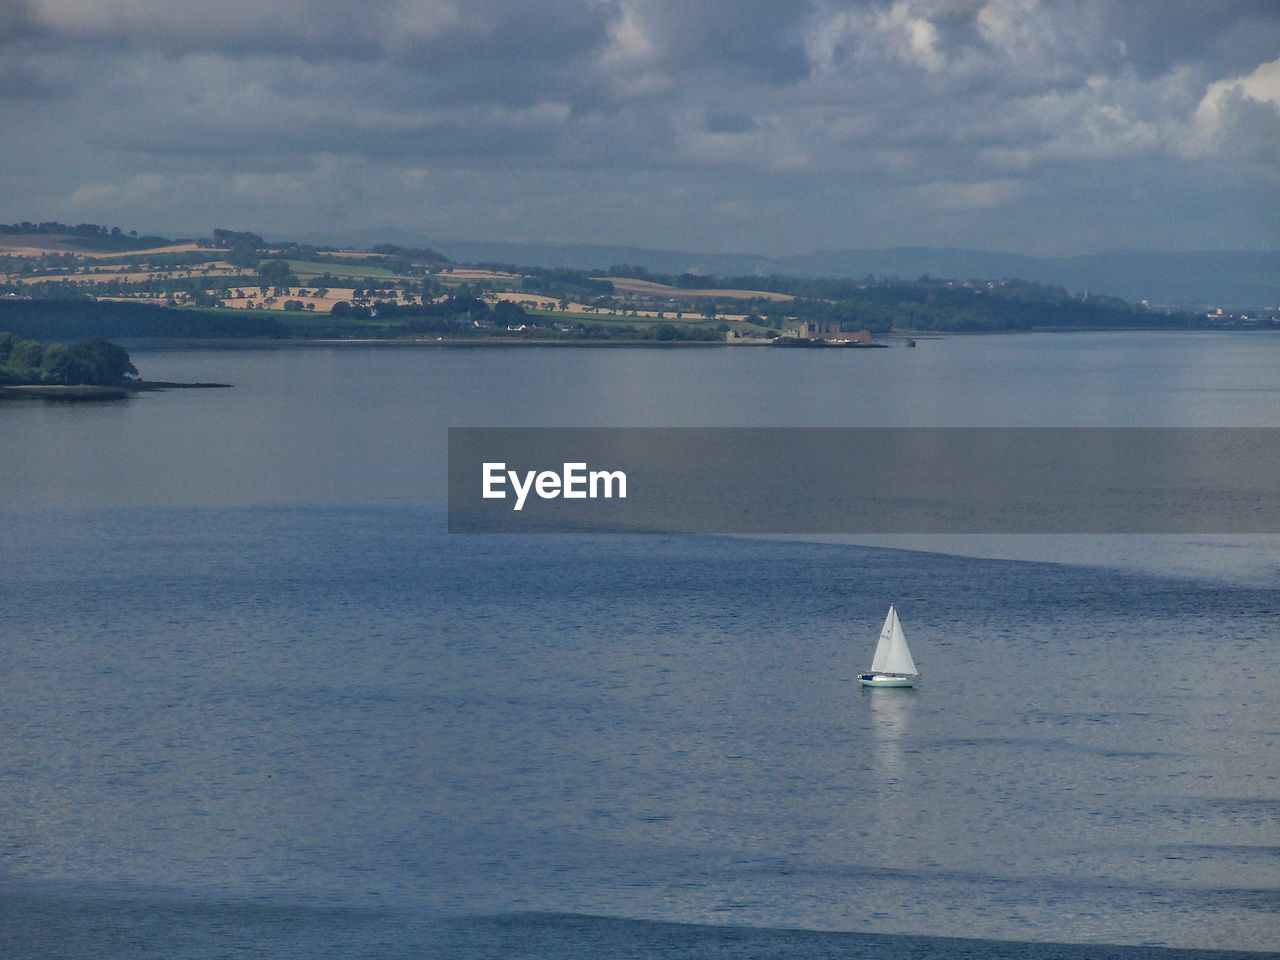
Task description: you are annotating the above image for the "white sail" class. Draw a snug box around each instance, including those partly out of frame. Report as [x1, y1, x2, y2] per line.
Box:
[870, 606, 896, 672]
[870, 605, 918, 676]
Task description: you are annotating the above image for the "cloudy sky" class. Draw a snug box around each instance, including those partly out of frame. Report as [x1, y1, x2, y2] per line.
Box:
[1, 0, 1277, 255]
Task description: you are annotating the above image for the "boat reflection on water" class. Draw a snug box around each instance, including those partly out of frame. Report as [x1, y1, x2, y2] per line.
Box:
[862, 686, 917, 850]
[865, 684, 914, 783]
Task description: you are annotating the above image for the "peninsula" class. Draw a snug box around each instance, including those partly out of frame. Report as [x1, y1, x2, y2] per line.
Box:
[0, 330, 226, 399]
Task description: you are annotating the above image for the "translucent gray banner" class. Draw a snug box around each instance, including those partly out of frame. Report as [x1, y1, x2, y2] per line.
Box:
[448, 428, 1280, 533]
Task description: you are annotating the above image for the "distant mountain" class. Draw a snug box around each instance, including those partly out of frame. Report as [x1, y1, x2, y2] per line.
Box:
[291, 230, 1279, 308]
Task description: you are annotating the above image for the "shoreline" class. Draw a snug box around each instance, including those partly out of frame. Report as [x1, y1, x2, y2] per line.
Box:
[111, 327, 1270, 350]
[1, 380, 231, 400]
[115, 335, 917, 350]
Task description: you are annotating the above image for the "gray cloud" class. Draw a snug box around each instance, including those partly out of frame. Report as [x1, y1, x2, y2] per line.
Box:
[0, 0, 1276, 254]
[1091, 1, 1280, 78]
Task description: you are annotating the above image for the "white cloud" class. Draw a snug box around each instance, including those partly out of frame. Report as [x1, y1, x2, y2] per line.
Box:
[876, 1, 947, 73]
[598, 1, 672, 97]
[806, 1, 947, 75]
[600, 1, 655, 67]
[1185, 58, 1280, 158]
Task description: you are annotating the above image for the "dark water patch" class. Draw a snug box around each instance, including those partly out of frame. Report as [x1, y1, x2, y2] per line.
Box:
[931, 736, 1174, 760]
[447, 913, 1280, 959]
[0, 888, 398, 960]
[4, 895, 1276, 960]
[1163, 798, 1280, 824]
[707, 861, 1280, 911]
[1160, 844, 1280, 861]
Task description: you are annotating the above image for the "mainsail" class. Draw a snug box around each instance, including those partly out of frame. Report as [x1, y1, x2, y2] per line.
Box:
[870, 605, 918, 675]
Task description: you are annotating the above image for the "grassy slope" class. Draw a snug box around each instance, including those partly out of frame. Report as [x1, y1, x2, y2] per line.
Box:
[285, 260, 397, 278]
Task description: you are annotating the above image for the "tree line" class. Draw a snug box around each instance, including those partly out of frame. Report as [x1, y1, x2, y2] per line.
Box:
[1, 221, 171, 252]
[0, 299, 287, 340]
[595, 269, 1200, 332]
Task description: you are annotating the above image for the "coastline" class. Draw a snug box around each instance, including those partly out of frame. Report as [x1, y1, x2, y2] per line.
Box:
[107, 328, 1266, 351]
[114, 335, 916, 349]
[1, 380, 231, 400]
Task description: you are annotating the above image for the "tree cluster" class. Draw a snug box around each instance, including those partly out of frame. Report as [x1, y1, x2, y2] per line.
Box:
[370, 243, 450, 264]
[257, 260, 297, 286]
[211, 228, 265, 248]
[331, 296, 537, 333]
[0, 332, 138, 385]
[0, 221, 170, 252]
[472, 264, 614, 299]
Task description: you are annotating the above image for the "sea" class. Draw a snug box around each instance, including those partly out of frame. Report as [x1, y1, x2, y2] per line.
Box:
[1, 333, 1277, 958]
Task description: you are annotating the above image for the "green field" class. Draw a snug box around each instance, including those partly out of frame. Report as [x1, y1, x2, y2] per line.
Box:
[272, 311, 401, 334]
[285, 259, 397, 279]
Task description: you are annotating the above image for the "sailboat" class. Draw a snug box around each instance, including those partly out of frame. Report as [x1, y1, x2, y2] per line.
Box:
[859, 604, 920, 688]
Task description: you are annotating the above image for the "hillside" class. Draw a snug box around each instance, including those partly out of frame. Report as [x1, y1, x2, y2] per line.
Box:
[2, 221, 1273, 342]
[326, 237, 1277, 310]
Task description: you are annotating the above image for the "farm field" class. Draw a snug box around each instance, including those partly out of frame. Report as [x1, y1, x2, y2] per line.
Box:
[285, 259, 398, 278]
[601, 276, 794, 301]
[14, 221, 1137, 342]
[0, 236, 207, 258]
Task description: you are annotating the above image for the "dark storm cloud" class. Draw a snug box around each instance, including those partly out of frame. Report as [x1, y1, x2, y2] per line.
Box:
[0, 0, 1276, 253]
[1090, 1, 1280, 78]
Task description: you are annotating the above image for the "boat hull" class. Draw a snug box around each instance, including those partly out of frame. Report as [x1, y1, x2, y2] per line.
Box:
[859, 673, 918, 688]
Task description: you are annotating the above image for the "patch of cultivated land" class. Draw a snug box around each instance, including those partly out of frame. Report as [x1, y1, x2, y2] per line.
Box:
[483, 292, 747, 322]
[85, 242, 208, 258]
[219, 286, 362, 313]
[14, 266, 247, 284]
[0, 237, 206, 258]
[5, 239, 766, 329]
[439, 268, 522, 281]
[600, 277, 793, 301]
[217, 286, 435, 314]
[0, 241, 79, 257]
[285, 260, 398, 278]
[484, 292, 563, 310]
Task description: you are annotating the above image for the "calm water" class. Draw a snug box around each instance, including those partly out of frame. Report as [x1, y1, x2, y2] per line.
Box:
[1, 334, 1278, 956]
